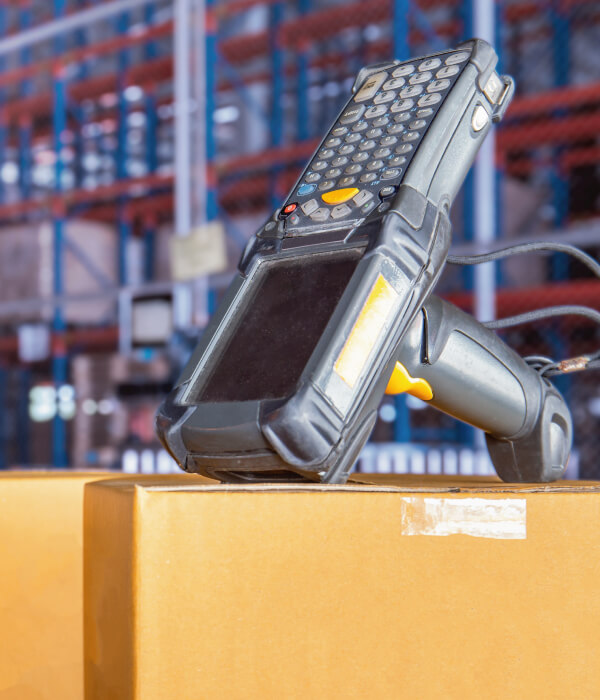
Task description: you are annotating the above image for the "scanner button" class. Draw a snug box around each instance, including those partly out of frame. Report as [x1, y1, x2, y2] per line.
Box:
[385, 361, 433, 400]
[383, 77, 405, 91]
[367, 159, 385, 171]
[484, 72, 504, 104]
[373, 116, 390, 128]
[387, 123, 405, 135]
[365, 105, 388, 119]
[418, 93, 441, 107]
[392, 64, 415, 77]
[409, 71, 431, 85]
[318, 179, 336, 191]
[345, 132, 362, 143]
[297, 183, 316, 196]
[436, 64, 459, 79]
[374, 91, 395, 105]
[282, 203, 297, 216]
[353, 190, 373, 206]
[352, 120, 368, 132]
[471, 104, 490, 132]
[402, 131, 420, 142]
[310, 207, 331, 222]
[391, 98, 413, 113]
[331, 126, 348, 137]
[354, 71, 387, 103]
[305, 172, 322, 183]
[400, 85, 423, 98]
[373, 147, 391, 158]
[445, 51, 470, 65]
[301, 198, 319, 215]
[340, 104, 365, 123]
[321, 187, 360, 205]
[331, 156, 348, 167]
[358, 139, 376, 151]
[419, 57, 441, 71]
[427, 79, 450, 93]
[289, 213, 300, 225]
[331, 203, 352, 219]
[402, 131, 421, 141]
[379, 185, 396, 198]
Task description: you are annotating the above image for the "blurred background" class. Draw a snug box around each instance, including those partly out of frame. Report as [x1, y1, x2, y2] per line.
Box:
[0, 0, 598, 477]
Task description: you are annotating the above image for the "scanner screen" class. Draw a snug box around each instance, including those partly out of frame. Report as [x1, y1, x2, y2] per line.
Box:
[193, 251, 361, 402]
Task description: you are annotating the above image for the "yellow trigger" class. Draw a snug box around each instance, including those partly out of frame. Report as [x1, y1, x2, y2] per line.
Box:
[321, 187, 360, 205]
[385, 362, 434, 401]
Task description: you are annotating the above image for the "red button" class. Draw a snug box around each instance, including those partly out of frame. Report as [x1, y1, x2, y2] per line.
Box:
[283, 203, 297, 215]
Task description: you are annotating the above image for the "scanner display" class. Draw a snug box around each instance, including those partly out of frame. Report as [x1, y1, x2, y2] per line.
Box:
[192, 251, 362, 403]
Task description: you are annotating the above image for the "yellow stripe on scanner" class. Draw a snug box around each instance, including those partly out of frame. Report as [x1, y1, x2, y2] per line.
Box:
[385, 361, 434, 401]
[334, 273, 398, 388]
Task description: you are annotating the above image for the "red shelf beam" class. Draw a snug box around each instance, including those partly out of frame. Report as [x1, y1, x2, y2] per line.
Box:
[445, 280, 600, 319]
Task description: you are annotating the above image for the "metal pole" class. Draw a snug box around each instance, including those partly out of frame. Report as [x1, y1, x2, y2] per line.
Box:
[173, 0, 197, 329]
[473, 0, 496, 324]
[0, 0, 155, 57]
[52, 0, 68, 468]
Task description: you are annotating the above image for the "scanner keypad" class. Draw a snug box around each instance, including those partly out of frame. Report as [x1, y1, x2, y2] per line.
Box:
[281, 49, 471, 233]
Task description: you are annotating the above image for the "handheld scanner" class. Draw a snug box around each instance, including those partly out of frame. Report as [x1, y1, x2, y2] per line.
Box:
[156, 39, 514, 483]
[392, 296, 572, 483]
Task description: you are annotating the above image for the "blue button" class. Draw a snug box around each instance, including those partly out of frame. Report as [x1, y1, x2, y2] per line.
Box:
[297, 183, 316, 196]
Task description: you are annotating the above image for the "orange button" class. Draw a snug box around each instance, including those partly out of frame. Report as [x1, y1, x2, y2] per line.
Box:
[321, 187, 360, 205]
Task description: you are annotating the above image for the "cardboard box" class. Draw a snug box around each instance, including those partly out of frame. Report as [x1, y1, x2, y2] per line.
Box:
[0, 471, 207, 700]
[84, 474, 600, 699]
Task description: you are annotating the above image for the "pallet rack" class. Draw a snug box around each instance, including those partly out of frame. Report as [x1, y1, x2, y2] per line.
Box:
[0, 0, 598, 468]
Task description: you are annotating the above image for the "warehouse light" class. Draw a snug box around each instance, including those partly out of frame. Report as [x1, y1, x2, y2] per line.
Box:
[588, 397, 600, 417]
[0, 162, 19, 184]
[82, 399, 98, 416]
[364, 24, 382, 41]
[127, 111, 146, 128]
[57, 385, 75, 403]
[122, 449, 139, 474]
[98, 399, 115, 416]
[29, 385, 56, 423]
[379, 403, 396, 423]
[124, 85, 144, 102]
[214, 105, 239, 124]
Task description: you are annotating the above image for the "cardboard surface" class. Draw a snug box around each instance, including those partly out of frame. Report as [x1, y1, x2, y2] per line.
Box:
[85, 475, 600, 699]
[0, 471, 208, 700]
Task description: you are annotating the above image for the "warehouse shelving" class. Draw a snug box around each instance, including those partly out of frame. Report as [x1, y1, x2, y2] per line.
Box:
[0, 0, 598, 469]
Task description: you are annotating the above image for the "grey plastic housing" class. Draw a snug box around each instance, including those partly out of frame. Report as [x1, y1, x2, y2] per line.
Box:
[155, 39, 519, 484]
[397, 296, 572, 482]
